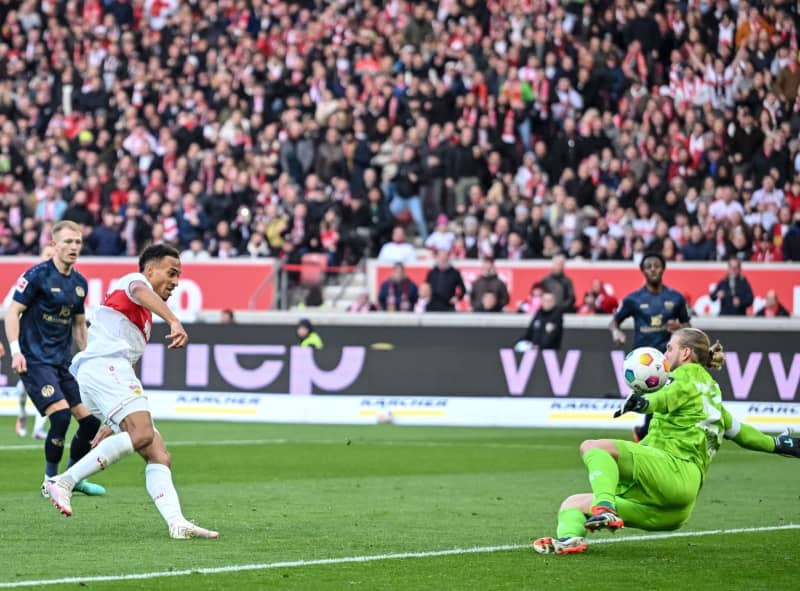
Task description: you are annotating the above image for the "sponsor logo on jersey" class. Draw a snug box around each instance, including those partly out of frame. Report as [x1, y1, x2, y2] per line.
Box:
[639, 303, 649, 308]
[41, 384, 55, 398]
[664, 300, 675, 310]
[50, 287, 61, 292]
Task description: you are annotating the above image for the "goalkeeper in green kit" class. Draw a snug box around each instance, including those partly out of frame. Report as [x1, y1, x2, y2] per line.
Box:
[533, 327, 800, 555]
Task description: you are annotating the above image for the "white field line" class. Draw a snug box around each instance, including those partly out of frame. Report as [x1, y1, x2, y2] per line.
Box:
[0, 438, 569, 452]
[0, 524, 797, 589]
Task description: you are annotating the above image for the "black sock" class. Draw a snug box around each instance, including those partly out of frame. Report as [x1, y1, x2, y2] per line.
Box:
[45, 409, 72, 477]
[69, 415, 101, 466]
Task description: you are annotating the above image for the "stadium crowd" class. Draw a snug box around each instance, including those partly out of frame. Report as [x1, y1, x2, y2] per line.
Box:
[1, 0, 800, 269]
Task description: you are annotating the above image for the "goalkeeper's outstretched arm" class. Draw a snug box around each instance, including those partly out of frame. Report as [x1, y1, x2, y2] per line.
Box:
[725, 416, 800, 457]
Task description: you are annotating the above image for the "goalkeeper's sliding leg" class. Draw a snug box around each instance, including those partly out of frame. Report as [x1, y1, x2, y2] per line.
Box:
[533, 438, 696, 555]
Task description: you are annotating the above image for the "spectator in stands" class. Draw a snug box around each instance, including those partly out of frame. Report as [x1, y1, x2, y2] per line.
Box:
[711, 259, 755, 316]
[181, 238, 211, 261]
[377, 226, 416, 265]
[539, 255, 576, 313]
[221, 309, 236, 324]
[425, 214, 455, 253]
[0, 227, 20, 255]
[0, 0, 795, 320]
[756, 290, 791, 317]
[470, 256, 509, 312]
[177, 194, 209, 250]
[751, 226, 783, 262]
[347, 291, 377, 313]
[425, 249, 466, 312]
[681, 224, 715, 261]
[518, 282, 544, 315]
[783, 211, 800, 261]
[584, 279, 619, 315]
[62, 191, 96, 229]
[378, 263, 419, 312]
[87, 210, 124, 256]
[365, 187, 395, 257]
[414, 283, 432, 314]
[577, 291, 598, 316]
[390, 146, 427, 240]
[515, 292, 564, 351]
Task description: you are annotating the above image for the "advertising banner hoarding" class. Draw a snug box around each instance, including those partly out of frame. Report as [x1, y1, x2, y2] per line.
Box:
[0, 324, 787, 402]
[3, 389, 795, 431]
[0, 257, 275, 314]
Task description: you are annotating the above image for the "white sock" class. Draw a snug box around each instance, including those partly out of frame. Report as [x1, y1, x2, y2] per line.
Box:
[17, 382, 27, 417]
[33, 413, 48, 434]
[60, 432, 134, 487]
[145, 463, 185, 526]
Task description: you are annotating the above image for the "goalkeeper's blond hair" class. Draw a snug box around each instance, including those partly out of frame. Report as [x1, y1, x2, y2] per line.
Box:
[675, 328, 725, 371]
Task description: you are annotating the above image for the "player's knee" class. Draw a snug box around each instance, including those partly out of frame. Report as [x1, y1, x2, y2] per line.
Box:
[48, 408, 72, 437]
[579, 439, 599, 456]
[580, 439, 617, 457]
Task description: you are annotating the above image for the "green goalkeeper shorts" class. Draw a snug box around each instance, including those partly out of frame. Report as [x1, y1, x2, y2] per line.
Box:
[613, 439, 703, 532]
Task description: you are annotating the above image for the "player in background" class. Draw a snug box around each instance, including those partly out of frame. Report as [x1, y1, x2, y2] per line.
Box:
[608, 253, 690, 441]
[13, 245, 57, 439]
[45, 245, 219, 540]
[14, 381, 49, 439]
[533, 327, 800, 555]
[4, 222, 105, 496]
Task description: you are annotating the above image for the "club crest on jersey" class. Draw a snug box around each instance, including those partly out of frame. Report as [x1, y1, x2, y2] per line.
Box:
[41, 385, 55, 398]
[76, 286, 85, 297]
[15, 276, 28, 293]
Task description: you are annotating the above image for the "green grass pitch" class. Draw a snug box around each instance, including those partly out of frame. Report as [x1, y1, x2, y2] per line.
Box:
[0, 419, 798, 590]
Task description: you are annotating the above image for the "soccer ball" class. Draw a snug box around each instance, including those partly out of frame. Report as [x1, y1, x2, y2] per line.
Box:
[622, 347, 670, 393]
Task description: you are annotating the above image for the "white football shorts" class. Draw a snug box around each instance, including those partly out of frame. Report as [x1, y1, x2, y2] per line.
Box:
[75, 356, 150, 431]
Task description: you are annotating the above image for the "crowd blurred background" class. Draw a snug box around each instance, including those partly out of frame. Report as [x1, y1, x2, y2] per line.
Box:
[1, 0, 800, 269]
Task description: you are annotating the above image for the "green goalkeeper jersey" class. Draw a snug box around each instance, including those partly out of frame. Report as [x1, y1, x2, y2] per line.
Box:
[641, 363, 732, 478]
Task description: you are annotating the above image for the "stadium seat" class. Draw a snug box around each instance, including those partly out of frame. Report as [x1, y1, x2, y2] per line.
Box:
[299, 253, 329, 287]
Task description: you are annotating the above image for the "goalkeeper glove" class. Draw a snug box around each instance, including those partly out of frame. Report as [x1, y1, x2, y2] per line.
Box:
[774, 429, 800, 458]
[613, 393, 650, 418]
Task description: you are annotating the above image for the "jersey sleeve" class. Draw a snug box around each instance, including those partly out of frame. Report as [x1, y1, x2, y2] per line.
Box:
[727, 414, 776, 453]
[118, 273, 152, 305]
[12, 267, 41, 308]
[613, 295, 634, 324]
[75, 276, 88, 316]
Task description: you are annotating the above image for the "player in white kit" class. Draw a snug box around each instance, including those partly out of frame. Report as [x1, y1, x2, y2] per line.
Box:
[44, 245, 218, 539]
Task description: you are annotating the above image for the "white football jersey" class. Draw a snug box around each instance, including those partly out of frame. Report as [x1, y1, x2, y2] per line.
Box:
[71, 273, 154, 373]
